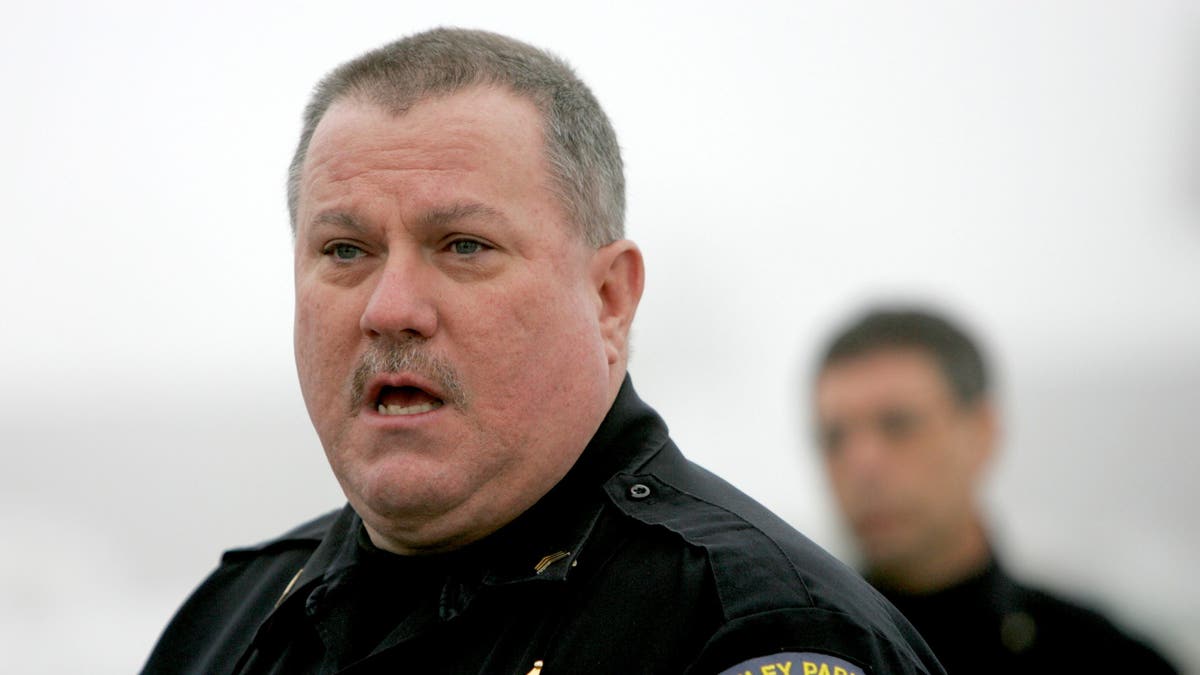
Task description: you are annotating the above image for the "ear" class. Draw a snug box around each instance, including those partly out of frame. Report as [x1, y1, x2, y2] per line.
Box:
[966, 397, 1000, 474]
[590, 240, 644, 366]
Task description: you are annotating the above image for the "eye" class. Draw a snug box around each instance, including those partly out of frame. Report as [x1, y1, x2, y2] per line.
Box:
[323, 242, 366, 261]
[450, 239, 488, 255]
[819, 425, 845, 457]
[878, 410, 919, 441]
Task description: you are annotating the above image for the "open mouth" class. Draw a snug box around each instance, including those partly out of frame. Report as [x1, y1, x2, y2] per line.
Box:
[375, 385, 445, 416]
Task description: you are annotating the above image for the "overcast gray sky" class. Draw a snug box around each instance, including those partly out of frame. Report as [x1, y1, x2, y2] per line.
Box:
[2, 1, 1198, 672]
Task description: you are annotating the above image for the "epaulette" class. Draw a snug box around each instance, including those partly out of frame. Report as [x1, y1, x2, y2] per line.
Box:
[219, 507, 342, 563]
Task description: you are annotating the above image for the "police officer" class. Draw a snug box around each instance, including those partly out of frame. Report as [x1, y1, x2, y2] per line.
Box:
[142, 29, 944, 674]
[810, 307, 1178, 674]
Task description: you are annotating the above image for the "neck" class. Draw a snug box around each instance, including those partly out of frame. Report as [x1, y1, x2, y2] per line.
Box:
[869, 517, 992, 595]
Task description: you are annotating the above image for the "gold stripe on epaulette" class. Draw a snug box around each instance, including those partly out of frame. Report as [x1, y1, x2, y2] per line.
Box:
[533, 551, 571, 574]
[274, 567, 304, 608]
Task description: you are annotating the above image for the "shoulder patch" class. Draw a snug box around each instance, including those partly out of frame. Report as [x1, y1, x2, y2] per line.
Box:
[718, 653, 869, 675]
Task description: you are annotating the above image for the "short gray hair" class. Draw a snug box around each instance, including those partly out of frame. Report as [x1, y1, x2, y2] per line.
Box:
[287, 27, 625, 247]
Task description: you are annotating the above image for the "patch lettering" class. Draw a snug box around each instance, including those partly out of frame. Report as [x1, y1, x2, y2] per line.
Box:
[717, 652, 866, 675]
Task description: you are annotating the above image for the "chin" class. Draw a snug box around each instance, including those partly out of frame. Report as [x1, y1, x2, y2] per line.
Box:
[856, 530, 917, 567]
[334, 452, 456, 515]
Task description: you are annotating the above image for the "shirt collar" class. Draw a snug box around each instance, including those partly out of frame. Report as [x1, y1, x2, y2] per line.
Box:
[271, 374, 668, 619]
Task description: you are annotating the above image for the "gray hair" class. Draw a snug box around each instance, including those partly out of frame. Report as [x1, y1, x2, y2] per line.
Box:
[286, 27, 625, 247]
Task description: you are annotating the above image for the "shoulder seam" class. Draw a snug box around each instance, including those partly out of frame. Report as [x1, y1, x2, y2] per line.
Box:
[660, 477, 815, 608]
[606, 471, 816, 619]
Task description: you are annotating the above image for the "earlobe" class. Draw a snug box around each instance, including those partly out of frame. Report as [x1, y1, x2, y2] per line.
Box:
[593, 240, 645, 365]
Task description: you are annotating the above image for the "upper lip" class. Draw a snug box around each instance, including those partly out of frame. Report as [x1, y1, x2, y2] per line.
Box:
[363, 372, 447, 410]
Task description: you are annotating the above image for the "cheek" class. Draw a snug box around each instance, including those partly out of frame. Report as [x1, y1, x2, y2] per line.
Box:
[453, 281, 606, 424]
[829, 470, 859, 510]
[466, 276, 598, 364]
[826, 458, 852, 491]
[294, 286, 359, 407]
[829, 459, 874, 513]
[906, 442, 967, 512]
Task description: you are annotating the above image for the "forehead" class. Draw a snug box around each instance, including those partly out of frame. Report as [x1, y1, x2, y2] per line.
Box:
[816, 348, 954, 413]
[298, 87, 553, 215]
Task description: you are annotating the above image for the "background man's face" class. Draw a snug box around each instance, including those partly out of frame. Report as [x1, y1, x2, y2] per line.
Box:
[815, 348, 992, 570]
[292, 86, 614, 553]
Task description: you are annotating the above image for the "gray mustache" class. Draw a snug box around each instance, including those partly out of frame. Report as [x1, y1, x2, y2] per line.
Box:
[349, 338, 468, 412]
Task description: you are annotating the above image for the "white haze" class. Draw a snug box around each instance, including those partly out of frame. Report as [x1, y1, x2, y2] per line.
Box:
[1, 1, 1198, 672]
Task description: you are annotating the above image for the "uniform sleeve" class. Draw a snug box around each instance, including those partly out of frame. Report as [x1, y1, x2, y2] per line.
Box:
[683, 606, 947, 675]
[141, 550, 309, 674]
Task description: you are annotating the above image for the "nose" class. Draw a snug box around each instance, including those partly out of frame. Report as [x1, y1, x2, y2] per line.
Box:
[359, 252, 438, 340]
[838, 429, 889, 486]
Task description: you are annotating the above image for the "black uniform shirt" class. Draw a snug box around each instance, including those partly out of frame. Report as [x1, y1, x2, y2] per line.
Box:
[144, 378, 945, 674]
[878, 559, 1178, 674]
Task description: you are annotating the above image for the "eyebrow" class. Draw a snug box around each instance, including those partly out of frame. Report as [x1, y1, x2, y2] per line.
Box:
[310, 202, 509, 235]
[415, 202, 509, 230]
[311, 211, 368, 235]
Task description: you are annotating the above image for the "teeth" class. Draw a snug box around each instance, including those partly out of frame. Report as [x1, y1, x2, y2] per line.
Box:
[377, 401, 443, 416]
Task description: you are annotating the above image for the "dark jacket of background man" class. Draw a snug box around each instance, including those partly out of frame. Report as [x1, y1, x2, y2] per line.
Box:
[811, 307, 1178, 674]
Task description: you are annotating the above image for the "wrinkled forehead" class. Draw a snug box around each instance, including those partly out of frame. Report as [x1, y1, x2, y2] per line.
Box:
[296, 88, 562, 224]
[308, 88, 546, 169]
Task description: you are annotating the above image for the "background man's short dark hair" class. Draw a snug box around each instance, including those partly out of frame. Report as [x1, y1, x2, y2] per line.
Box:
[819, 308, 990, 407]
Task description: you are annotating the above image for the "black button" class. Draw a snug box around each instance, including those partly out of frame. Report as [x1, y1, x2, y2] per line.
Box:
[305, 586, 326, 616]
[629, 483, 651, 499]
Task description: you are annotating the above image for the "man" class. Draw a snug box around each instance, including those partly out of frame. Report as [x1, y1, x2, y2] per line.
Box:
[811, 307, 1178, 674]
[144, 29, 944, 674]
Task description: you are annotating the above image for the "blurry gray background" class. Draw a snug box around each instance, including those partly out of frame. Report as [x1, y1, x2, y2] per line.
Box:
[2, 1, 1198, 672]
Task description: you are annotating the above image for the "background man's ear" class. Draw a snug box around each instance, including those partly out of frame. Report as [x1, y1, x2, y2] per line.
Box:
[969, 398, 1000, 474]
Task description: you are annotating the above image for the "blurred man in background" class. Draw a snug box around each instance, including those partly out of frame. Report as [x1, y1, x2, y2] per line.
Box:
[810, 307, 1178, 674]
